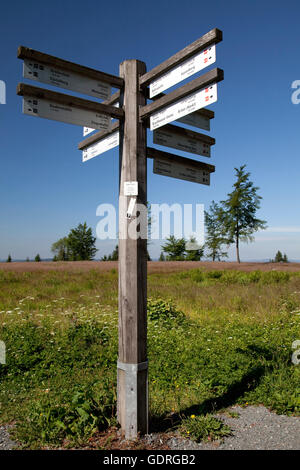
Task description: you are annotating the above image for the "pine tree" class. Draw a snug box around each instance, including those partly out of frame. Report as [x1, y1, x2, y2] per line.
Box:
[274, 250, 283, 262]
[161, 235, 186, 260]
[6, 254, 12, 263]
[185, 236, 204, 261]
[205, 201, 229, 261]
[221, 165, 267, 263]
[35, 254, 41, 262]
[67, 223, 97, 261]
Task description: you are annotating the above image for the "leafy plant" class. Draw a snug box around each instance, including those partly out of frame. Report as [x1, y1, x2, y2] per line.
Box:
[179, 415, 231, 442]
[19, 384, 116, 446]
[147, 298, 185, 323]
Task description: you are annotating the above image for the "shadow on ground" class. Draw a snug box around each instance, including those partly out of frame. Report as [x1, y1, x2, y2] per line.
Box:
[150, 350, 269, 434]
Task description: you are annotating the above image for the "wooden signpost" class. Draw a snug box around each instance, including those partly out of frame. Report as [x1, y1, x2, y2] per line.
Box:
[17, 28, 223, 439]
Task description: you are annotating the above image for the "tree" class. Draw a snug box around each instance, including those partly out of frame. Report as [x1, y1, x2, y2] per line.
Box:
[35, 254, 41, 262]
[185, 236, 204, 261]
[6, 254, 11, 263]
[103, 245, 118, 261]
[274, 251, 289, 263]
[26, 257, 30, 262]
[67, 222, 97, 261]
[159, 252, 165, 261]
[220, 165, 267, 263]
[161, 235, 186, 260]
[204, 201, 229, 261]
[51, 237, 70, 261]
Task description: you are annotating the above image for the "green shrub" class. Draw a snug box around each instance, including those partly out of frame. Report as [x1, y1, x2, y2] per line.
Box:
[147, 298, 185, 323]
[179, 414, 231, 442]
[19, 384, 116, 446]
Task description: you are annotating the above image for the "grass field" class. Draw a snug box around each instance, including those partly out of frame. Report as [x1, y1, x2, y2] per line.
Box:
[0, 262, 299, 448]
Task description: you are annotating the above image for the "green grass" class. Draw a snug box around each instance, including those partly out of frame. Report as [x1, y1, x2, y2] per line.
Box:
[0, 268, 299, 448]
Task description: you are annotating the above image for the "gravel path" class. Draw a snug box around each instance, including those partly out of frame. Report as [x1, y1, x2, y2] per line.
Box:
[1, 405, 299, 450]
[0, 426, 17, 450]
[168, 406, 300, 450]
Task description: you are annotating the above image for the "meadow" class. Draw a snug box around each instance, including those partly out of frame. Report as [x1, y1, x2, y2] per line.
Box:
[0, 264, 299, 448]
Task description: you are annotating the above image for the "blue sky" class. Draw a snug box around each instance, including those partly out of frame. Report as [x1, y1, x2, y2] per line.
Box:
[0, 0, 300, 261]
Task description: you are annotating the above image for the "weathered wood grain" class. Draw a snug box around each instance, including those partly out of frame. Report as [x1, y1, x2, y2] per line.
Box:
[139, 28, 222, 88]
[139, 68, 223, 121]
[18, 46, 124, 89]
[147, 146, 215, 173]
[17, 83, 124, 120]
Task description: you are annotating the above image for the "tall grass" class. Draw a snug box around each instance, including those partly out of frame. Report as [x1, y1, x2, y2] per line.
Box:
[0, 268, 299, 448]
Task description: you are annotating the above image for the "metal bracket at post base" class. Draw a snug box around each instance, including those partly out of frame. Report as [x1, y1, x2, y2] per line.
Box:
[117, 360, 148, 439]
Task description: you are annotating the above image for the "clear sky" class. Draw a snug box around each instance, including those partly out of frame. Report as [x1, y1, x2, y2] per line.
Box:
[1, 0, 300, 261]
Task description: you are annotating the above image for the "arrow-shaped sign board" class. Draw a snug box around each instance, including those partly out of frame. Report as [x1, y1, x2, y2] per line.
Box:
[82, 131, 119, 162]
[83, 126, 96, 136]
[83, 102, 120, 136]
[23, 95, 112, 130]
[23, 59, 111, 100]
[153, 158, 210, 185]
[176, 112, 210, 131]
[18, 83, 124, 131]
[150, 83, 217, 131]
[150, 44, 216, 98]
[153, 126, 212, 158]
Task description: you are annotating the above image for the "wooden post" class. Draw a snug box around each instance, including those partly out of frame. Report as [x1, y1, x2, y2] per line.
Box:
[117, 59, 148, 438]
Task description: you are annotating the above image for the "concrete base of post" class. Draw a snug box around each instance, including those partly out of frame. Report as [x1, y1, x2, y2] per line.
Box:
[117, 360, 148, 439]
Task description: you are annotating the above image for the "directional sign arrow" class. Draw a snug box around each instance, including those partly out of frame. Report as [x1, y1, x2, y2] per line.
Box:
[18, 46, 124, 90]
[140, 68, 223, 126]
[153, 123, 215, 157]
[17, 83, 124, 130]
[147, 147, 215, 185]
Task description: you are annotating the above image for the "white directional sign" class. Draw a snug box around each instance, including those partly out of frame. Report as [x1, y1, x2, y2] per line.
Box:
[23, 59, 111, 100]
[82, 131, 119, 162]
[83, 102, 119, 136]
[176, 112, 210, 131]
[83, 126, 97, 136]
[153, 128, 211, 157]
[150, 83, 217, 131]
[153, 159, 210, 185]
[150, 44, 216, 98]
[23, 96, 111, 130]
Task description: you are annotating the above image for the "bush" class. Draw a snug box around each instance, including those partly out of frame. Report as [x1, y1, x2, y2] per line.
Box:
[179, 414, 231, 442]
[147, 298, 185, 323]
[19, 384, 116, 445]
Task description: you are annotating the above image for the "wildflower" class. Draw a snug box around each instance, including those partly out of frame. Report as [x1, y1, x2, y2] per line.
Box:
[191, 415, 196, 419]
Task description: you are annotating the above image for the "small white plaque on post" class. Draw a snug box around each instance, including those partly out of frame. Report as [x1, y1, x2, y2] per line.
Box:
[124, 181, 138, 196]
